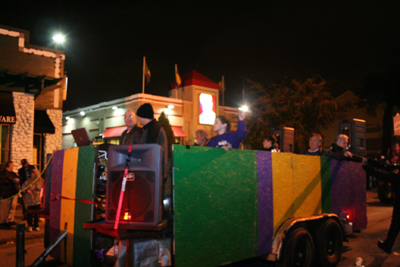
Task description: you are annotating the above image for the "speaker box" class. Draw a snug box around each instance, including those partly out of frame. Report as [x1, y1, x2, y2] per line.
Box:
[270, 127, 295, 152]
[338, 118, 366, 156]
[105, 144, 163, 226]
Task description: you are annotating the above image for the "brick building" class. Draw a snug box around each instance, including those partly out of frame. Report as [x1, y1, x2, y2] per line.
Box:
[0, 25, 67, 171]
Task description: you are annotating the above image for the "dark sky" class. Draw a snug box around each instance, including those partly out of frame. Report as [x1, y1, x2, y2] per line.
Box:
[1, 1, 399, 111]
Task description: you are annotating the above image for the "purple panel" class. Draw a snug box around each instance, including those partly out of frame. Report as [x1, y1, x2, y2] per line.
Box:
[49, 150, 64, 259]
[257, 151, 273, 255]
[330, 159, 367, 230]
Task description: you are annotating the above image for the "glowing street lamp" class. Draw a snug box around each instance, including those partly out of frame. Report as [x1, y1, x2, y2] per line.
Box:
[52, 33, 65, 50]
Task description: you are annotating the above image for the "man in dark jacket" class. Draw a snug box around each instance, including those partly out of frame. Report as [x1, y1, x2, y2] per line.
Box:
[0, 161, 20, 228]
[120, 110, 143, 145]
[364, 162, 400, 254]
[330, 134, 367, 163]
[136, 103, 168, 179]
[18, 159, 33, 219]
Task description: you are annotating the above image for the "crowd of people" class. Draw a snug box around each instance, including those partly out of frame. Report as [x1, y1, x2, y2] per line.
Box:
[0, 159, 43, 231]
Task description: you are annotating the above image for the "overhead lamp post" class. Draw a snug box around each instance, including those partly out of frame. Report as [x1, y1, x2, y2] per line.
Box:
[52, 33, 65, 50]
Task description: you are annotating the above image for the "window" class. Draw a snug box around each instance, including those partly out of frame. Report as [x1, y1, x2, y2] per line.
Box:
[0, 124, 10, 164]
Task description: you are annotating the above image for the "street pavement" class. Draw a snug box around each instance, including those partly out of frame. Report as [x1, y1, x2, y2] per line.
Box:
[0, 202, 62, 267]
[337, 187, 400, 267]
[1, 189, 399, 267]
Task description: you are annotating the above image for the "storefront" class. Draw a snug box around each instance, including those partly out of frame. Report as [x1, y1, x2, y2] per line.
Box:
[1, 25, 66, 171]
[0, 92, 16, 165]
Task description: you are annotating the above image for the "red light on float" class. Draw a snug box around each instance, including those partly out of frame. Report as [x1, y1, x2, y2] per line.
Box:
[124, 211, 131, 220]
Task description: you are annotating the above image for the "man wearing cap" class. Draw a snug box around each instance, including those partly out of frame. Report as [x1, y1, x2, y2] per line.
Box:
[136, 103, 168, 179]
[120, 110, 143, 145]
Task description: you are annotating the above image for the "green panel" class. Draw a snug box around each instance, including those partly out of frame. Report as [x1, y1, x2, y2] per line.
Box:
[173, 145, 258, 267]
[73, 146, 95, 266]
[320, 157, 331, 213]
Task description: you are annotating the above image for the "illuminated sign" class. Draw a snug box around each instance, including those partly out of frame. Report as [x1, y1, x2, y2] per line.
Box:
[199, 93, 216, 125]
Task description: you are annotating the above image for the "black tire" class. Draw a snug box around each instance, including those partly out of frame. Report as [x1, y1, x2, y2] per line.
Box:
[378, 181, 393, 203]
[280, 228, 314, 267]
[315, 219, 343, 267]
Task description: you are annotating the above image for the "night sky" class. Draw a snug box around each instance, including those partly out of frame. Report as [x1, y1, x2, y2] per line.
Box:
[1, 1, 399, 111]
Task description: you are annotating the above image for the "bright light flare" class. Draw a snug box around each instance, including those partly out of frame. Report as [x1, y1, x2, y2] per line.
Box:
[123, 211, 131, 220]
[52, 33, 65, 44]
[239, 105, 249, 112]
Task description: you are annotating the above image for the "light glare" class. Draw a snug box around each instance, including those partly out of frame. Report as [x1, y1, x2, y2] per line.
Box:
[53, 33, 65, 44]
[239, 105, 249, 111]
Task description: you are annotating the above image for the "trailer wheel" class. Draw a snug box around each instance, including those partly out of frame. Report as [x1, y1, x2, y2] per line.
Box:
[280, 228, 314, 267]
[315, 219, 343, 267]
[378, 181, 393, 203]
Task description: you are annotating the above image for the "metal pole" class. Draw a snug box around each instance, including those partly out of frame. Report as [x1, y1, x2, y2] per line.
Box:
[142, 56, 145, 94]
[30, 230, 68, 267]
[16, 223, 25, 267]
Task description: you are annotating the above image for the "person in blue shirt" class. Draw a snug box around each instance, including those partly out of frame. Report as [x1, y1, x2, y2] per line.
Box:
[207, 112, 247, 151]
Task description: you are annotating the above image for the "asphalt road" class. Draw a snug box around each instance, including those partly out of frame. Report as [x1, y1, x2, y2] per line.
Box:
[0, 188, 399, 267]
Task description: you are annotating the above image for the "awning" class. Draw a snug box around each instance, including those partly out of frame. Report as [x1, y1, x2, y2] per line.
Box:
[0, 70, 62, 95]
[102, 126, 127, 138]
[0, 92, 16, 124]
[34, 110, 55, 133]
[172, 126, 187, 138]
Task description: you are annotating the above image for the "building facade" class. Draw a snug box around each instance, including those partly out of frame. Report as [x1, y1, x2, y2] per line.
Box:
[62, 70, 241, 148]
[0, 25, 67, 171]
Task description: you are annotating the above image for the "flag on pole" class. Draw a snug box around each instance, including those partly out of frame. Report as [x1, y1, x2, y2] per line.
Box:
[219, 75, 225, 106]
[175, 64, 181, 87]
[218, 80, 225, 92]
[144, 60, 151, 84]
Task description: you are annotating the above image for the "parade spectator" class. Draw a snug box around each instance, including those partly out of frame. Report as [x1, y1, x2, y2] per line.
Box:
[194, 129, 209, 146]
[18, 159, 33, 220]
[385, 143, 400, 165]
[0, 161, 20, 228]
[363, 162, 400, 254]
[136, 103, 168, 179]
[207, 112, 247, 151]
[263, 135, 280, 152]
[21, 167, 42, 232]
[120, 110, 143, 145]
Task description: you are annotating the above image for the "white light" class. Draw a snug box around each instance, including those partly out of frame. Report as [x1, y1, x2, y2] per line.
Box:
[53, 33, 65, 44]
[112, 106, 118, 110]
[65, 116, 70, 120]
[167, 104, 174, 109]
[239, 105, 249, 111]
[164, 109, 172, 115]
[80, 111, 85, 116]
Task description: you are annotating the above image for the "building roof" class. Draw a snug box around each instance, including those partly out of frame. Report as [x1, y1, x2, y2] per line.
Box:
[169, 70, 219, 90]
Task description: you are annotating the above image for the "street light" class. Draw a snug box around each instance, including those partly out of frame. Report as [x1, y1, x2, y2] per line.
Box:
[52, 33, 65, 50]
